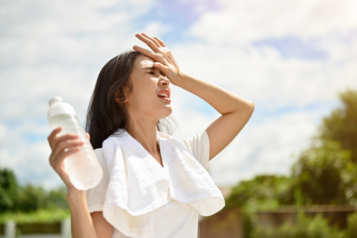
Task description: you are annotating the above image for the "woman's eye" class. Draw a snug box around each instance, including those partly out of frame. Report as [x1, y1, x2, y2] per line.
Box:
[149, 71, 155, 75]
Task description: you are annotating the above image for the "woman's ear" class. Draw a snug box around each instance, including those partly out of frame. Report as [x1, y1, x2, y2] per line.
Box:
[115, 88, 128, 104]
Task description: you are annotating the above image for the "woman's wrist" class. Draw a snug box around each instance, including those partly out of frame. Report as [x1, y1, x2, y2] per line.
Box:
[173, 71, 188, 87]
[66, 187, 86, 207]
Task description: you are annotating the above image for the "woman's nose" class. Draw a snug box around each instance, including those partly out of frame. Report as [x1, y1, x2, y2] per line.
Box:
[159, 76, 170, 86]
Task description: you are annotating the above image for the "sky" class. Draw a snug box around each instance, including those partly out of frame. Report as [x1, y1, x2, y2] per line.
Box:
[0, 0, 357, 190]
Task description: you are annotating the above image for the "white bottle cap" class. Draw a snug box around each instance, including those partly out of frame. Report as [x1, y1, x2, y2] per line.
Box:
[49, 96, 63, 107]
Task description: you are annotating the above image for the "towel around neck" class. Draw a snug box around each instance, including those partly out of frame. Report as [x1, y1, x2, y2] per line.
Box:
[101, 128, 225, 238]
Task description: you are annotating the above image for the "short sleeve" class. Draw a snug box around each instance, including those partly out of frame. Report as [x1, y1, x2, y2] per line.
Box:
[180, 129, 211, 170]
[85, 148, 109, 213]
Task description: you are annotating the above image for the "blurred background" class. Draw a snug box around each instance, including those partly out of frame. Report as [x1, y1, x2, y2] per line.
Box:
[1, 0, 357, 237]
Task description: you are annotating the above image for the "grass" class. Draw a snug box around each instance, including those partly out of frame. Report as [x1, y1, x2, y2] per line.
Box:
[0, 209, 70, 224]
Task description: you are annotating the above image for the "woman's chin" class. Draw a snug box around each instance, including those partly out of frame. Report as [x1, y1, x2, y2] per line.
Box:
[158, 107, 173, 118]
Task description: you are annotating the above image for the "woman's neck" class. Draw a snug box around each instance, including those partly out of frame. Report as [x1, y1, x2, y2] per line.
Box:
[126, 119, 159, 154]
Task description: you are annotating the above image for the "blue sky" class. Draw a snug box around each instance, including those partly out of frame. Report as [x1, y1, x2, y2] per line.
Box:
[0, 0, 356, 189]
[253, 36, 328, 60]
[135, 0, 222, 44]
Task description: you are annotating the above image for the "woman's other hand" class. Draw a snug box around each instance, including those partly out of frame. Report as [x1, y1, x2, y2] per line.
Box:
[133, 33, 182, 85]
[47, 126, 90, 190]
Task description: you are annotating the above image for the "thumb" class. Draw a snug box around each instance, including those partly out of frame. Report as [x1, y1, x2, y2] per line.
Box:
[85, 133, 90, 140]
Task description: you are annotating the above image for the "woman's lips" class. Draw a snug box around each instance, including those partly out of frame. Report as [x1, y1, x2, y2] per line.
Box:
[158, 96, 171, 103]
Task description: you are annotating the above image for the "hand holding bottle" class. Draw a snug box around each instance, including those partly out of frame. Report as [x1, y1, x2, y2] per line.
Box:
[47, 126, 90, 190]
[47, 97, 103, 190]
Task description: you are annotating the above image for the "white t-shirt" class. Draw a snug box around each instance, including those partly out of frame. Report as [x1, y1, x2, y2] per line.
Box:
[86, 129, 211, 238]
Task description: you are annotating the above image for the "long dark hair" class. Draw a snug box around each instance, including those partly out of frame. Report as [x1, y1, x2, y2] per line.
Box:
[85, 50, 177, 149]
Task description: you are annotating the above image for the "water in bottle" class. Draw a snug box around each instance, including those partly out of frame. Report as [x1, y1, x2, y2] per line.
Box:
[47, 96, 103, 190]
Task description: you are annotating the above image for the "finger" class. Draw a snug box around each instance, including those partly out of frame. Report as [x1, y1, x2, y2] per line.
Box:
[52, 146, 82, 170]
[141, 33, 161, 47]
[50, 139, 84, 164]
[153, 62, 169, 75]
[153, 62, 169, 78]
[47, 127, 62, 147]
[85, 133, 90, 140]
[51, 133, 80, 152]
[135, 33, 159, 52]
[133, 45, 157, 59]
[153, 37, 166, 47]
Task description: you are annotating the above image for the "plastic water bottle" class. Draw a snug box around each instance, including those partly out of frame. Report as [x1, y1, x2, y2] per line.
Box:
[47, 96, 103, 190]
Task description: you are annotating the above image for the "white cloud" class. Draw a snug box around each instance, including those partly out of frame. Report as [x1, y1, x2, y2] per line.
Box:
[0, 0, 157, 188]
[190, 0, 357, 44]
[0, 0, 159, 121]
[172, 39, 357, 110]
[167, 0, 357, 186]
[209, 110, 318, 186]
[0, 119, 58, 188]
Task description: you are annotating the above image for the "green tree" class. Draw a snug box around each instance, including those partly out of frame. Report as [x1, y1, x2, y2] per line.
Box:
[225, 175, 293, 210]
[0, 168, 19, 212]
[345, 213, 357, 238]
[1, 167, 70, 213]
[290, 140, 357, 205]
[252, 213, 345, 238]
[318, 89, 357, 163]
[13, 184, 47, 212]
[289, 89, 357, 205]
[45, 186, 69, 210]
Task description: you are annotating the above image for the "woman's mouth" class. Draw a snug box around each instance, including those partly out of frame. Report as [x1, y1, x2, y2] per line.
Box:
[157, 90, 171, 103]
[158, 95, 171, 102]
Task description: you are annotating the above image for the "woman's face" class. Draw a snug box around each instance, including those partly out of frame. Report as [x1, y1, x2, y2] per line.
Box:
[126, 55, 172, 120]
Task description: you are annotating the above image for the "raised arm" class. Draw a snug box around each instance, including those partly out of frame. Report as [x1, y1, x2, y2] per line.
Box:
[175, 73, 254, 160]
[133, 33, 254, 161]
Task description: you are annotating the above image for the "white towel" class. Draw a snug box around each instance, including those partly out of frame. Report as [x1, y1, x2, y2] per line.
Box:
[101, 128, 225, 238]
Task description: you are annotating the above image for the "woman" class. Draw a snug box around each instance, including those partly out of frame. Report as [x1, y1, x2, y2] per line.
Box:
[47, 33, 254, 238]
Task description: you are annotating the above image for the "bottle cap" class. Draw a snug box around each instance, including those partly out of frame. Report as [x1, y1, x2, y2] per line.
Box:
[49, 96, 63, 107]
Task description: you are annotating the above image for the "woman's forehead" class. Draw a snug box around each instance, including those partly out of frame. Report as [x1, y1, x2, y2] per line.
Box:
[136, 56, 154, 69]
[130, 56, 155, 83]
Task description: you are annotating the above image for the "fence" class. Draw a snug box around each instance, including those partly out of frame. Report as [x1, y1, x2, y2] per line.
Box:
[3, 205, 354, 238]
[255, 205, 357, 230]
[198, 208, 243, 238]
[198, 205, 357, 238]
[0, 219, 71, 238]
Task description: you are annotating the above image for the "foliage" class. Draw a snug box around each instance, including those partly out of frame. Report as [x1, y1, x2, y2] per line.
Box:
[318, 90, 357, 163]
[226, 89, 357, 210]
[0, 168, 70, 228]
[0, 167, 69, 213]
[45, 187, 69, 210]
[12, 184, 48, 212]
[0, 168, 19, 213]
[224, 175, 295, 238]
[290, 139, 357, 205]
[251, 212, 357, 238]
[224, 89, 357, 237]
[239, 206, 256, 238]
[0, 209, 70, 224]
[224, 175, 293, 210]
[13, 184, 69, 213]
[252, 213, 345, 238]
[345, 213, 357, 238]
